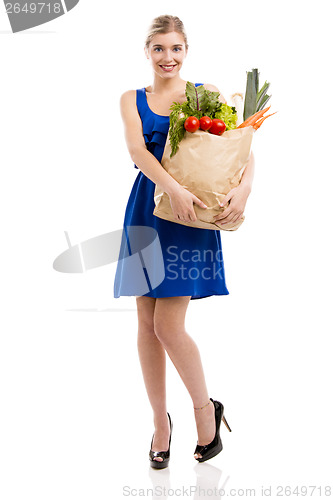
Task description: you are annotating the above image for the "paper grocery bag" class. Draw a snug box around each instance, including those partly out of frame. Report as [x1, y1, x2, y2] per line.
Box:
[153, 127, 254, 231]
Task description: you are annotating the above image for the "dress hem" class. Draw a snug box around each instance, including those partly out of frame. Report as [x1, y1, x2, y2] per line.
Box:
[114, 291, 229, 300]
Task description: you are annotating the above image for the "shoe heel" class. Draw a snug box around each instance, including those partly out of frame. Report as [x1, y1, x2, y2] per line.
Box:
[222, 414, 232, 432]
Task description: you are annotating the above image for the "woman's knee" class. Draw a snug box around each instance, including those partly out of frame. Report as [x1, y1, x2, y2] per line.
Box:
[136, 296, 157, 337]
[153, 318, 186, 346]
[153, 297, 190, 345]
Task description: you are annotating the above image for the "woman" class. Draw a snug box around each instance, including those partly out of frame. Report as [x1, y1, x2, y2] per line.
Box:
[114, 15, 254, 468]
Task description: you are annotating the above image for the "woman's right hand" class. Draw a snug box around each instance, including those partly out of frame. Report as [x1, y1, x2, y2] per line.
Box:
[168, 185, 207, 223]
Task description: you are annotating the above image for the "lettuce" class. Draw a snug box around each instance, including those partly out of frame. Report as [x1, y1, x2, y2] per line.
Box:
[214, 103, 238, 130]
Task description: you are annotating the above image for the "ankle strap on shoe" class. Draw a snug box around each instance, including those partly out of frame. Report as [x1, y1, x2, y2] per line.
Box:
[194, 399, 211, 410]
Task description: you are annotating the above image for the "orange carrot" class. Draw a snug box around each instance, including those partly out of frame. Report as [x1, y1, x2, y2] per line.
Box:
[237, 106, 271, 128]
[253, 112, 277, 130]
[253, 116, 265, 130]
[237, 106, 271, 129]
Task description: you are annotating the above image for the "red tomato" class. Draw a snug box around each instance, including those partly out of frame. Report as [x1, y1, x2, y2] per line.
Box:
[184, 116, 200, 133]
[209, 119, 226, 135]
[199, 116, 212, 131]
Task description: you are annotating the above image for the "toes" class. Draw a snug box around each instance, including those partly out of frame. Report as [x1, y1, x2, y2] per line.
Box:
[154, 457, 163, 462]
[194, 453, 202, 459]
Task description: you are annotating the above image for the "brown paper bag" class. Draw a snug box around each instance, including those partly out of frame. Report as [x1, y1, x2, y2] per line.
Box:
[153, 127, 254, 231]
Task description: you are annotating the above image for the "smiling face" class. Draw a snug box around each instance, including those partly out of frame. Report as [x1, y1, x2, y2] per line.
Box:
[145, 31, 187, 79]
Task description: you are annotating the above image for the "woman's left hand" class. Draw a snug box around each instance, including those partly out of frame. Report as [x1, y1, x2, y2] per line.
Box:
[213, 184, 251, 226]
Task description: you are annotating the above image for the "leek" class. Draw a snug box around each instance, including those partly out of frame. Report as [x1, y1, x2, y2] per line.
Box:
[243, 69, 271, 121]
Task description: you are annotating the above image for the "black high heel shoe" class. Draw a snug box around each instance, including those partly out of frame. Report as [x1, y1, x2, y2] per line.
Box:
[149, 412, 173, 469]
[194, 398, 231, 463]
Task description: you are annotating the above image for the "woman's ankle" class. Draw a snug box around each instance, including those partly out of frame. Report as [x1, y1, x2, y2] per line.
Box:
[153, 410, 169, 425]
[193, 398, 212, 411]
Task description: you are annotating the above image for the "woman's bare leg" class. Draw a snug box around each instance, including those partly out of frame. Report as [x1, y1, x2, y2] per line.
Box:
[136, 296, 170, 462]
[153, 296, 216, 459]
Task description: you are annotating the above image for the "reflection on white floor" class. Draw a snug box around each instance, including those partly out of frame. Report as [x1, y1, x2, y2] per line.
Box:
[146, 462, 229, 499]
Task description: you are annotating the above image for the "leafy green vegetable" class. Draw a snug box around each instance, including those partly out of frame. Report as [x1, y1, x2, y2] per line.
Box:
[256, 81, 271, 111]
[243, 69, 258, 121]
[214, 103, 238, 131]
[185, 81, 208, 115]
[168, 82, 237, 157]
[169, 103, 187, 158]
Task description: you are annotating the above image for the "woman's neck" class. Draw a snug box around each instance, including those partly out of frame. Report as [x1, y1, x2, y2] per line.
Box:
[150, 75, 186, 95]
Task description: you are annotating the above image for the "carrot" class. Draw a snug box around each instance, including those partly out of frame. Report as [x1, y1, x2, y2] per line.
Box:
[253, 116, 265, 130]
[237, 106, 271, 128]
[253, 112, 277, 130]
[237, 106, 271, 129]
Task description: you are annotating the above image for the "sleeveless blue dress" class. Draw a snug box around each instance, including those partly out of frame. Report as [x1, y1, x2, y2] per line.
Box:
[113, 84, 229, 300]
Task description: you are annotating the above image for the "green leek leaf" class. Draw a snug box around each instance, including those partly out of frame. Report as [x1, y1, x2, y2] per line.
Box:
[256, 81, 271, 112]
[257, 94, 271, 112]
[243, 69, 259, 121]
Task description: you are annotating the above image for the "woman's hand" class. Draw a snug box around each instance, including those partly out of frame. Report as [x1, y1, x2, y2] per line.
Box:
[213, 183, 251, 226]
[168, 185, 207, 223]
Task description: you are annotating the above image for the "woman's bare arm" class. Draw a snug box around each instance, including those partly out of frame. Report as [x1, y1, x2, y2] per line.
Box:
[239, 151, 255, 195]
[120, 90, 181, 197]
[119, 90, 207, 222]
[213, 151, 255, 226]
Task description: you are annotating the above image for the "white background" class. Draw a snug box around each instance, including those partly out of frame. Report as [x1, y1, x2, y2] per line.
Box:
[1, 0, 332, 498]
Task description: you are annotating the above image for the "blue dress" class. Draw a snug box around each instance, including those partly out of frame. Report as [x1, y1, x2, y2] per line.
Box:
[113, 84, 229, 300]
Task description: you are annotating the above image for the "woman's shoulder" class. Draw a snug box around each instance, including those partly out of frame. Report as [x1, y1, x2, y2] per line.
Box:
[120, 88, 147, 105]
[202, 83, 227, 104]
[202, 83, 219, 92]
[119, 89, 141, 113]
[118, 91, 138, 123]
[120, 89, 136, 102]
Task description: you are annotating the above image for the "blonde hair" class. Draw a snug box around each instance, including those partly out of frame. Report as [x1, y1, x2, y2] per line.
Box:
[145, 15, 189, 50]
